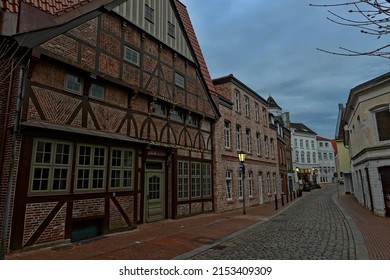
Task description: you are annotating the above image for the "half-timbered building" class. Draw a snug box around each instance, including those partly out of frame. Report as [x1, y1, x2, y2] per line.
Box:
[0, 0, 219, 253]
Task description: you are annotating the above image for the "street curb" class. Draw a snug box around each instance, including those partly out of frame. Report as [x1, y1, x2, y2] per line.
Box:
[332, 193, 370, 260]
[172, 196, 304, 260]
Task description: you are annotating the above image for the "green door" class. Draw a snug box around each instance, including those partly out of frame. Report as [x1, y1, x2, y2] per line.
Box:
[145, 161, 165, 222]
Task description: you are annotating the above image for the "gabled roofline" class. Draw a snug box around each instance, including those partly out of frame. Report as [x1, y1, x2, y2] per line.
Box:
[213, 74, 268, 106]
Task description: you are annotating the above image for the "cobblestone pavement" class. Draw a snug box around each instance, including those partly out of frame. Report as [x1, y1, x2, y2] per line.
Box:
[189, 185, 355, 260]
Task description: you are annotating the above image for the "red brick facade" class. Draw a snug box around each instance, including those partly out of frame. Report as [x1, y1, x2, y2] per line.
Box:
[213, 75, 279, 213]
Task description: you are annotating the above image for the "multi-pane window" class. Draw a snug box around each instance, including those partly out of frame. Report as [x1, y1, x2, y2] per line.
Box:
[178, 161, 189, 200]
[270, 138, 275, 158]
[110, 148, 133, 190]
[323, 153, 328, 161]
[145, 4, 154, 22]
[246, 128, 251, 153]
[248, 172, 253, 197]
[238, 170, 243, 198]
[75, 145, 106, 191]
[273, 173, 277, 193]
[175, 72, 185, 88]
[65, 74, 82, 94]
[191, 162, 201, 198]
[313, 152, 316, 163]
[307, 151, 311, 163]
[294, 139, 298, 147]
[301, 151, 305, 163]
[295, 150, 299, 163]
[202, 163, 212, 197]
[234, 90, 240, 112]
[170, 109, 184, 123]
[89, 83, 104, 100]
[305, 140, 309, 149]
[329, 153, 333, 160]
[224, 121, 231, 148]
[244, 96, 250, 117]
[153, 102, 167, 117]
[262, 108, 267, 125]
[256, 133, 261, 155]
[318, 152, 322, 161]
[226, 170, 233, 200]
[186, 115, 199, 127]
[311, 140, 315, 149]
[236, 125, 242, 151]
[375, 108, 390, 141]
[264, 136, 269, 157]
[255, 103, 259, 122]
[124, 46, 140, 66]
[300, 139, 303, 148]
[266, 172, 271, 194]
[30, 139, 72, 193]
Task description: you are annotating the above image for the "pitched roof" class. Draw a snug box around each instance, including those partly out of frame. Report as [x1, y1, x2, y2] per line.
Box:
[173, 0, 216, 95]
[290, 122, 317, 135]
[267, 95, 282, 110]
[316, 135, 331, 141]
[1, 0, 93, 15]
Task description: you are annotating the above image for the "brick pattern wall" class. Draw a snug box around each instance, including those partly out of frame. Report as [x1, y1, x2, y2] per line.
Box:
[109, 196, 135, 230]
[72, 198, 105, 219]
[23, 202, 66, 246]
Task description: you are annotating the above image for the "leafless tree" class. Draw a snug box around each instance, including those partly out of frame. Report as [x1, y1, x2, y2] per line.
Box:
[311, 1, 390, 59]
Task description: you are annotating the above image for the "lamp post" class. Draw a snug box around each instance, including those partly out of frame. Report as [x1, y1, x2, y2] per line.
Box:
[296, 167, 301, 197]
[238, 151, 246, 215]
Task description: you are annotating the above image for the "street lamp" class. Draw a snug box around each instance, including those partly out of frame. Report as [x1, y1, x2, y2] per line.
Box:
[238, 151, 246, 215]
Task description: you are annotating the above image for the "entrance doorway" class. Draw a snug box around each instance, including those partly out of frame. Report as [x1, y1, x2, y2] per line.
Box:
[378, 166, 390, 217]
[145, 160, 165, 222]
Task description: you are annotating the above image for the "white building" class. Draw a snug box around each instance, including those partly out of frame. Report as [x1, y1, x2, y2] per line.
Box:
[290, 123, 318, 188]
[316, 136, 336, 184]
[343, 72, 390, 217]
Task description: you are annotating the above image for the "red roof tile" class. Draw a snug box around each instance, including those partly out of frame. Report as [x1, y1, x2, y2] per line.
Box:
[1, 0, 92, 15]
[174, 0, 216, 95]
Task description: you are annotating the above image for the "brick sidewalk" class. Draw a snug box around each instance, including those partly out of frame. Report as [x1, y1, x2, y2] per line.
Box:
[5, 188, 390, 260]
[338, 193, 390, 260]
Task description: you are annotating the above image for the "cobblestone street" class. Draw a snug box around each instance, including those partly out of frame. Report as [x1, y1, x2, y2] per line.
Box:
[189, 185, 355, 260]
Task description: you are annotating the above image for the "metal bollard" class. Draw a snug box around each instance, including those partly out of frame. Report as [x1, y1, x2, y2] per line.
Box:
[286, 193, 289, 203]
[281, 194, 284, 206]
[275, 195, 278, 210]
[293, 191, 296, 200]
[290, 192, 293, 201]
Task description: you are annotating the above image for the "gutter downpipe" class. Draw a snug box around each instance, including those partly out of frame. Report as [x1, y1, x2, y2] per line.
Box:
[0, 61, 28, 259]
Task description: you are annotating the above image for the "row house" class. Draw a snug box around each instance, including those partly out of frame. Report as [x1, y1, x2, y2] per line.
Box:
[213, 74, 279, 213]
[0, 0, 219, 254]
[343, 72, 390, 217]
[268, 96, 293, 194]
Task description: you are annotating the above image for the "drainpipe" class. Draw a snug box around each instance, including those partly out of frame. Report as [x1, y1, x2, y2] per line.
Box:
[0, 58, 15, 182]
[0, 61, 28, 259]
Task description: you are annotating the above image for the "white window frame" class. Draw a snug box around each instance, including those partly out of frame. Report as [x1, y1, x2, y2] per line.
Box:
[236, 125, 242, 151]
[124, 46, 140, 66]
[109, 148, 134, 190]
[246, 128, 251, 153]
[234, 90, 240, 112]
[226, 170, 233, 200]
[178, 161, 189, 200]
[75, 144, 107, 192]
[224, 121, 231, 149]
[30, 139, 72, 194]
[244, 96, 250, 117]
[65, 73, 83, 94]
[89, 82, 104, 100]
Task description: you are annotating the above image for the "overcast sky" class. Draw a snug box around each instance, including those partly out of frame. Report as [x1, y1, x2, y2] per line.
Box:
[180, 0, 390, 139]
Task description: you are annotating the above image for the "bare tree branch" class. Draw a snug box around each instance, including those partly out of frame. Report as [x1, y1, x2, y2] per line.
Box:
[312, 1, 390, 59]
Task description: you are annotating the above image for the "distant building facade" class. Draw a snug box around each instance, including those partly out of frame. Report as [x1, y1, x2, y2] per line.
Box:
[343, 72, 390, 217]
[316, 136, 336, 184]
[290, 123, 318, 187]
